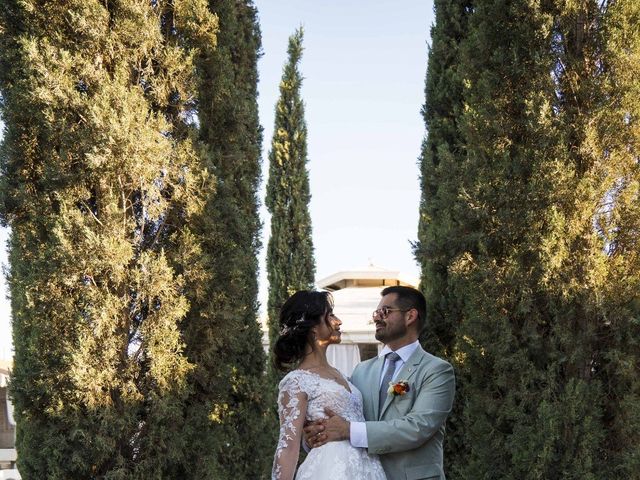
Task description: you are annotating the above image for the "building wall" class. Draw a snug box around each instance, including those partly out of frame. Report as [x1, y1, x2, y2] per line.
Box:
[0, 386, 14, 449]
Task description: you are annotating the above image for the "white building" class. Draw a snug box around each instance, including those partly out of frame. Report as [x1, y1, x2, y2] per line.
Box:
[0, 361, 19, 480]
[263, 265, 418, 376]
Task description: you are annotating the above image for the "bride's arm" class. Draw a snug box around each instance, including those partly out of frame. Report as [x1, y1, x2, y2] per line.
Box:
[272, 380, 309, 480]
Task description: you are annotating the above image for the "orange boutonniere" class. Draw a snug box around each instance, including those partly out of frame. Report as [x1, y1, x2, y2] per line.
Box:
[387, 380, 410, 396]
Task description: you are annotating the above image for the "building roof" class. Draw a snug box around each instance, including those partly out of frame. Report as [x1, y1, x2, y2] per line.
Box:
[317, 264, 418, 291]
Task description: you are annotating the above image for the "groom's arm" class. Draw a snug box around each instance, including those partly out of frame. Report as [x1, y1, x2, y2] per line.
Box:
[312, 363, 455, 451]
[365, 362, 455, 454]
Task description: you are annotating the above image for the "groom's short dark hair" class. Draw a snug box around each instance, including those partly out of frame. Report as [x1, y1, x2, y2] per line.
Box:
[381, 285, 426, 333]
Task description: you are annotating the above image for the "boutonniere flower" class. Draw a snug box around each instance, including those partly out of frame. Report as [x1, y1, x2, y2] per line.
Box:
[387, 380, 410, 396]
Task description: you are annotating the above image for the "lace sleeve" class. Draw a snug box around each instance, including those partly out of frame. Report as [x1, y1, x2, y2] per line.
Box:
[272, 374, 309, 480]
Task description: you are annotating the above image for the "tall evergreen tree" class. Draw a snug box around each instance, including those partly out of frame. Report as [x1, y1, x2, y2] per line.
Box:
[414, 0, 474, 470]
[416, 0, 474, 358]
[546, 0, 640, 475]
[416, 0, 640, 477]
[449, 2, 578, 474]
[266, 27, 315, 352]
[0, 1, 217, 478]
[178, 0, 272, 477]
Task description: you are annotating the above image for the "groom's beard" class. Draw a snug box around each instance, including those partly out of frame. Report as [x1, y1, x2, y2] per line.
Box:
[374, 321, 407, 345]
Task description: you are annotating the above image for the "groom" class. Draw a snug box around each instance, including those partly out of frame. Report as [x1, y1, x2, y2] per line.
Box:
[304, 286, 455, 480]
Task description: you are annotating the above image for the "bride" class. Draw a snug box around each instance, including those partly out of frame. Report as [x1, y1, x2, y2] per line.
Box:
[271, 290, 386, 480]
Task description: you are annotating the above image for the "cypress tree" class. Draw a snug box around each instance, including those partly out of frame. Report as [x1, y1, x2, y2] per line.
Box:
[178, 0, 272, 477]
[547, 0, 640, 475]
[416, 0, 473, 358]
[451, 0, 609, 475]
[0, 1, 217, 478]
[266, 27, 315, 353]
[414, 0, 473, 470]
[416, 0, 640, 477]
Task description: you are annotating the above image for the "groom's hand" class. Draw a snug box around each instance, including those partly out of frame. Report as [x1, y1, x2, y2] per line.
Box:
[321, 408, 350, 443]
[303, 420, 326, 448]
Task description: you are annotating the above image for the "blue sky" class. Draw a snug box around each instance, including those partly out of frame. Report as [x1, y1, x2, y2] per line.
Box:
[0, 1, 435, 358]
[255, 1, 434, 298]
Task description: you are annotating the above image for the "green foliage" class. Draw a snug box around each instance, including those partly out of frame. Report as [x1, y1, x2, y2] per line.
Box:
[178, 0, 273, 477]
[266, 27, 316, 352]
[414, 0, 474, 469]
[416, 0, 640, 477]
[0, 1, 216, 478]
[0, 0, 273, 477]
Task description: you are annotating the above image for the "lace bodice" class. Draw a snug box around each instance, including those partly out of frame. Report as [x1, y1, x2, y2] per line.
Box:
[272, 369, 366, 480]
[283, 369, 365, 422]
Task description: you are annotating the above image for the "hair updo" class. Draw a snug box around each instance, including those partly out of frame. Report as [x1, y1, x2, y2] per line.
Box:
[273, 290, 334, 371]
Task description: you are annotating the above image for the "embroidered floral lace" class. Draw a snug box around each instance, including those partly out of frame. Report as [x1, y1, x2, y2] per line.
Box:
[272, 369, 386, 480]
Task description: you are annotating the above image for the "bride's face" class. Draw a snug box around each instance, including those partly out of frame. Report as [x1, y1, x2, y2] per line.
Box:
[313, 309, 342, 346]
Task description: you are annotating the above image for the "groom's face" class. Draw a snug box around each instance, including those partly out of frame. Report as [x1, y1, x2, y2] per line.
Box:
[373, 293, 408, 345]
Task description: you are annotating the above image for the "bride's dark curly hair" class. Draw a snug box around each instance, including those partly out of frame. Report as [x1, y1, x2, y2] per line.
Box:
[273, 290, 334, 371]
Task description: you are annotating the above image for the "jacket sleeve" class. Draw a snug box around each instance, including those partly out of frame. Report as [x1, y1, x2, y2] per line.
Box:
[365, 361, 455, 454]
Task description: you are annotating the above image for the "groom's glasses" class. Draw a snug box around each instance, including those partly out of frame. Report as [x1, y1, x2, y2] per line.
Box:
[371, 306, 410, 320]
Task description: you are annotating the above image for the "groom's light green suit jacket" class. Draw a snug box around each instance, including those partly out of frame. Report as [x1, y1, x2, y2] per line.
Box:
[350, 346, 455, 480]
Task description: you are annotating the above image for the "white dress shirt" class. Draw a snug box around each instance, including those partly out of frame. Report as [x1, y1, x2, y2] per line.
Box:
[350, 340, 420, 448]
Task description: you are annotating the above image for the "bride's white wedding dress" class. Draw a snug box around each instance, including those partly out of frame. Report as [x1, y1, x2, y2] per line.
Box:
[272, 369, 387, 480]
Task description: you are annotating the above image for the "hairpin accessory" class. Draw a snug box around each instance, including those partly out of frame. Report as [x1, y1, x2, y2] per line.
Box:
[280, 315, 306, 336]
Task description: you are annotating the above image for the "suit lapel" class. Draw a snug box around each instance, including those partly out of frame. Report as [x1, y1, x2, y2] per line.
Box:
[379, 346, 426, 419]
[371, 355, 385, 419]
